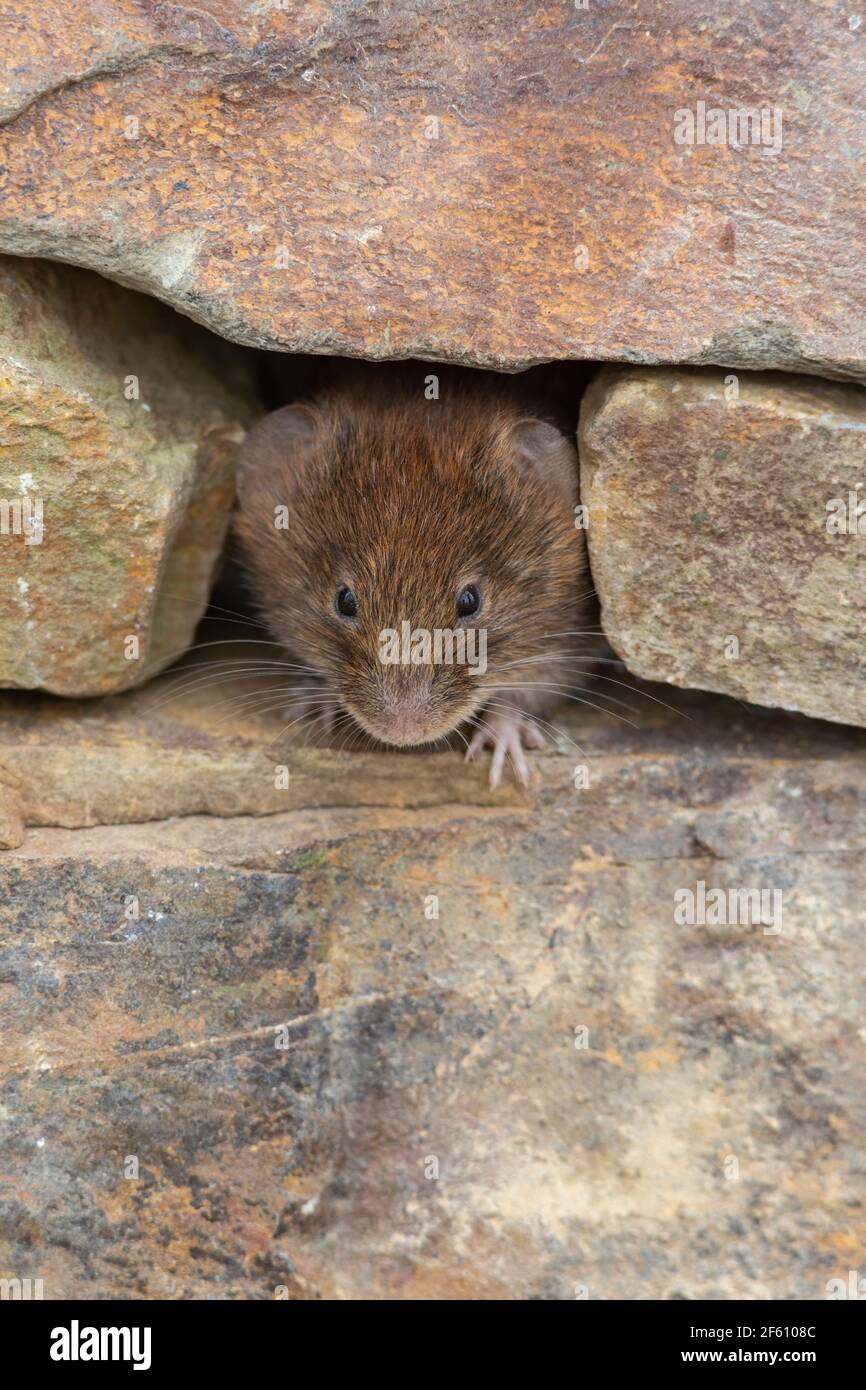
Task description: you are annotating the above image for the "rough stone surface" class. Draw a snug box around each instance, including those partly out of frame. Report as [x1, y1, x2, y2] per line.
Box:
[0, 634, 530, 848]
[0, 3, 864, 377]
[1, 653, 865, 1299]
[0, 257, 258, 695]
[580, 366, 866, 728]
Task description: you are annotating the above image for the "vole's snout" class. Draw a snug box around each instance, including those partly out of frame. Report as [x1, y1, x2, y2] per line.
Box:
[345, 666, 456, 747]
[375, 684, 435, 746]
[378, 686, 433, 745]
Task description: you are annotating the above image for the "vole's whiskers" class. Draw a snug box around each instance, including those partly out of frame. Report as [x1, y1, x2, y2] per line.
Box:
[487, 650, 584, 673]
[300, 704, 345, 748]
[169, 636, 291, 657]
[486, 683, 637, 727]
[151, 588, 274, 631]
[268, 693, 346, 754]
[154, 661, 322, 695]
[332, 711, 364, 754]
[145, 665, 324, 713]
[488, 680, 638, 716]
[486, 669, 689, 720]
[210, 687, 342, 725]
[444, 724, 471, 755]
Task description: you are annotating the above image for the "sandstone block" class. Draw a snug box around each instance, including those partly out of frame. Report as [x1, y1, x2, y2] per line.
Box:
[580, 367, 866, 727]
[0, 257, 258, 694]
[1, 673, 864, 1298]
[0, 3, 863, 376]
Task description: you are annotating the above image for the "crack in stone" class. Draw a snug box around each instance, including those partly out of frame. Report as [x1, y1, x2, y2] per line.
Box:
[5, 986, 443, 1077]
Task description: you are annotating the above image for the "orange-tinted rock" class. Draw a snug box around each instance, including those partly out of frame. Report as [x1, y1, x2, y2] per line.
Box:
[0, 3, 863, 376]
[580, 366, 866, 726]
[0, 257, 258, 695]
[1, 670, 865, 1298]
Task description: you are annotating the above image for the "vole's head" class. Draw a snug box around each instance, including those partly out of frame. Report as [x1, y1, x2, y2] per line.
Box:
[234, 384, 584, 746]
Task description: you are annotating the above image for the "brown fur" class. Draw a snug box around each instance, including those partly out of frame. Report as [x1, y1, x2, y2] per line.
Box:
[233, 374, 590, 747]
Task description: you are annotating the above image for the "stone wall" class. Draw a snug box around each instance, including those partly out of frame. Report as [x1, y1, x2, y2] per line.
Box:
[2, 661, 864, 1299]
[0, 2, 863, 378]
[0, 257, 258, 695]
[580, 367, 866, 728]
[0, 0, 864, 1304]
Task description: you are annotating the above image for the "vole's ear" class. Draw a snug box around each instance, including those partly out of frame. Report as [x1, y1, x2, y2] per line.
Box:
[235, 404, 321, 506]
[507, 418, 578, 508]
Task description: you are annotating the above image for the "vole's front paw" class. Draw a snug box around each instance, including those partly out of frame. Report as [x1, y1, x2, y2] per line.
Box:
[465, 707, 545, 788]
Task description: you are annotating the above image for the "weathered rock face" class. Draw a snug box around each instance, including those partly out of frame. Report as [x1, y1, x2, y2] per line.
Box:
[580, 367, 866, 728]
[0, 3, 863, 378]
[1, 657, 865, 1298]
[0, 257, 258, 695]
[0, 635, 528, 849]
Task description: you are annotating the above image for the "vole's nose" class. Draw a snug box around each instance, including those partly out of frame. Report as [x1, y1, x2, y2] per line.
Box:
[380, 692, 432, 745]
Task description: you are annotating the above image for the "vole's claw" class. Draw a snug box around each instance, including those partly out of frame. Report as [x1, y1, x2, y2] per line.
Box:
[465, 708, 545, 788]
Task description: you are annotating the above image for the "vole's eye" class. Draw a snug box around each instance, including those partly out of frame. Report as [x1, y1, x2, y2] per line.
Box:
[456, 583, 482, 619]
[335, 586, 358, 619]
